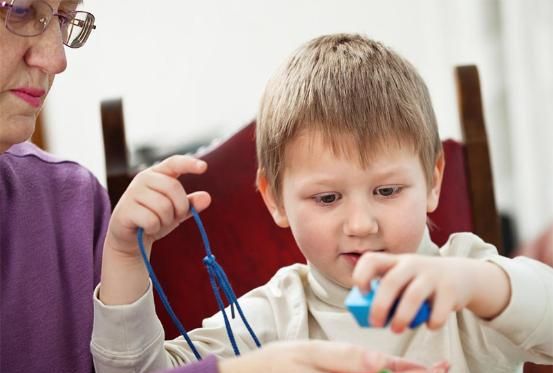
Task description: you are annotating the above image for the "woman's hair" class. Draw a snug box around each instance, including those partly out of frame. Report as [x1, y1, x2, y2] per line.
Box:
[256, 33, 442, 200]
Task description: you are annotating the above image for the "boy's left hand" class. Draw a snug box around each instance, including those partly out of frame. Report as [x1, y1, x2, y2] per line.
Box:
[99, 155, 211, 306]
[352, 253, 510, 333]
[106, 155, 210, 258]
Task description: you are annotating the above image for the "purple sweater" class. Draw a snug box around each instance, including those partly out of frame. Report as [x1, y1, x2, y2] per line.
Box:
[0, 143, 110, 372]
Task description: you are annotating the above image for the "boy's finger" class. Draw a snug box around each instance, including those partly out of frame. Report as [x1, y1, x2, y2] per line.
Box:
[389, 275, 432, 332]
[142, 171, 190, 221]
[124, 202, 161, 237]
[427, 290, 453, 330]
[371, 263, 416, 328]
[152, 155, 207, 178]
[352, 253, 398, 292]
[184, 191, 212, 220]
[134, 187, 176, 228]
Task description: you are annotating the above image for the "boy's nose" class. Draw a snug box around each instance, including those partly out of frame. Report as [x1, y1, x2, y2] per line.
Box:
[343, 205, 378, 237]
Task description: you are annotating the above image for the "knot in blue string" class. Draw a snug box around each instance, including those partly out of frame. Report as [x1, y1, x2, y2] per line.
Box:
[137, 205, 261, 361]
[202, 255, 216, 265]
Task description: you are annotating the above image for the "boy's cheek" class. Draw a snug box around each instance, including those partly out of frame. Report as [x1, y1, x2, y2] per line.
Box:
[382, 215, 427, 254]
[290, 219, 332, 252]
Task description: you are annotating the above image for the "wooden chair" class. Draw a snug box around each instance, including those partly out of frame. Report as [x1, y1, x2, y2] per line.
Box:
[101, 65, 548, 372]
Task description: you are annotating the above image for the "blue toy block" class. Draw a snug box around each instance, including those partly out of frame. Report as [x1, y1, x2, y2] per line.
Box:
[345, 280, 431, 328]
[345, 286, 374, 327]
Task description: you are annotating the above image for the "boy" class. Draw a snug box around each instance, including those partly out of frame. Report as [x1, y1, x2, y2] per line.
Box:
[91, 34, 553, 372]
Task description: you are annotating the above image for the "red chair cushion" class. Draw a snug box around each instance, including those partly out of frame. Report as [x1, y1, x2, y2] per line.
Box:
[428, 139, 474, 246]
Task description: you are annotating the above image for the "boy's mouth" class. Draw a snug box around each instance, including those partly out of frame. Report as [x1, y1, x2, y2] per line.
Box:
[343, 253, 362, 265]
[342, 249, 386, 265]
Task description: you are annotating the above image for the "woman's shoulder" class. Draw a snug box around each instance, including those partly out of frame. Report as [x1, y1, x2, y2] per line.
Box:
[3, 142, 101, 187]
[1, 142, 109, 211]
[5, 141, 62, 162]
[4, 142, 84, 170]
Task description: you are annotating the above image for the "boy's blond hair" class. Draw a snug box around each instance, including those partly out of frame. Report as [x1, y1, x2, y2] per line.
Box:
[256, 33, 442, 201]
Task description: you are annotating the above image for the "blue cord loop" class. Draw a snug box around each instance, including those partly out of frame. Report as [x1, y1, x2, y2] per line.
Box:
[136, 205, 261, 361]
[136, 228, 202, 360]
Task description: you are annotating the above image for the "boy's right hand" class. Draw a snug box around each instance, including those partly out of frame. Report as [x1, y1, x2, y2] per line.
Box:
[105, 155, 211, 258]
[99, 155, 210, 305]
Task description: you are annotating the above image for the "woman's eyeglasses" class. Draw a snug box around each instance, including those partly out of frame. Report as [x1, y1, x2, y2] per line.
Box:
[0, 0, 96, 48]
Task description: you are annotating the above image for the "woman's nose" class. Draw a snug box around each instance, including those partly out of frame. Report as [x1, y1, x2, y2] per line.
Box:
[24, 20, 68, 75]
[343, 204, 379, 237]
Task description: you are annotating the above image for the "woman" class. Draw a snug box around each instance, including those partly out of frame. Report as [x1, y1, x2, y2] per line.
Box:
[0, 1, 110, 372]
[0, 1, 447, 372]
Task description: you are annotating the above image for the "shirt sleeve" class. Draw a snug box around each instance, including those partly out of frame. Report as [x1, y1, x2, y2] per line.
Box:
[485, 254, 553, 363]
[444, 233, 553, 365]
[91, 266, 309, 373]
[91, 283, 172, 373]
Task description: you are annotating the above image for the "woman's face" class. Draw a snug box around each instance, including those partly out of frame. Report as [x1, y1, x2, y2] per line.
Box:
[0, 0, 69, 152]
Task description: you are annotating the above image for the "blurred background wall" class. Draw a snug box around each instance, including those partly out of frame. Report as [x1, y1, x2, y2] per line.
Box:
[42, 0, 552, 244]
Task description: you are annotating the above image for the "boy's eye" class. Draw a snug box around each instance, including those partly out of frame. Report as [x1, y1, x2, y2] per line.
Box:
[313, 193, 341, 205]
[374, 186, 402, 197]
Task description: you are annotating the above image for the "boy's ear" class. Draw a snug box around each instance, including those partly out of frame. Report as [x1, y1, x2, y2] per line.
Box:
[256, 170, 290, 228]
[427, 151, 445, 213]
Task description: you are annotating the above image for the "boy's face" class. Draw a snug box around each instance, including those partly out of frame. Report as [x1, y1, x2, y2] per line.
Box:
[259, 130, 444, 288]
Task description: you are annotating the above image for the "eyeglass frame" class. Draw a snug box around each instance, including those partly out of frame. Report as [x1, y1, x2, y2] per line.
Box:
[0, 0, 96, 48]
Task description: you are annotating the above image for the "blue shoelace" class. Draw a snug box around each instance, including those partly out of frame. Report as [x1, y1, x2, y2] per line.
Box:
[137, 206, 261, 360]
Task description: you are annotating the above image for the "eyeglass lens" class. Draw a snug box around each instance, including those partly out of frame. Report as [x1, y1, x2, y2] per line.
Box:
[6, 0, 50, 37]
[4, 0, 95, 48]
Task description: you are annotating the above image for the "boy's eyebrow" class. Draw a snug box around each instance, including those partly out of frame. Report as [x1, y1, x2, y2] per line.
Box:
[372, 165, 412, 177]
[300, 165, 413, 185]
[369, 165, 423, 183]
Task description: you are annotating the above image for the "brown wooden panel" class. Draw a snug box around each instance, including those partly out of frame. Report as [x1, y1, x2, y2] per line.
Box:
[525, 363, 553, 373]
[101, 99, 132, 209]
[455, 65, 503, 252]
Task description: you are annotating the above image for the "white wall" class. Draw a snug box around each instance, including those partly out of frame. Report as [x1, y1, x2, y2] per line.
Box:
[45, 0, 529, 235]
[501, 0, 553, 241]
